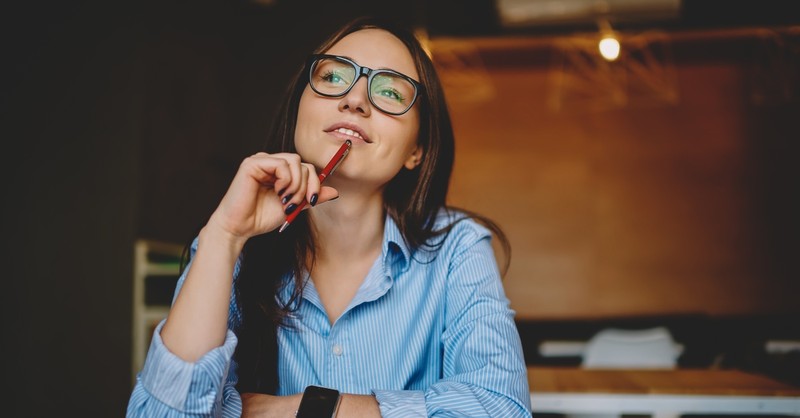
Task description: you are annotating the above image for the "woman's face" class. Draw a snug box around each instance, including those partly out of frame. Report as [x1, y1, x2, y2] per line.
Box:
[294, 29, 422, 192]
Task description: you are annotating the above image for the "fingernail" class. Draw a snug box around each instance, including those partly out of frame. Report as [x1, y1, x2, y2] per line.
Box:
[284, 203, 298, 215]
[277, 188, 286, 196]
[330, 195, 340, 201]
[281, 194, 293, 205]
[310, 194, 318, 206]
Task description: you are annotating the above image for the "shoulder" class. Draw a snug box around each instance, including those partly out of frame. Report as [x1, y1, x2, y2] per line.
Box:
[386, 208, 497, 269]
[430, 208, 494, 256]
[430, 209, 503, 288]
[433, 208, 492, 239]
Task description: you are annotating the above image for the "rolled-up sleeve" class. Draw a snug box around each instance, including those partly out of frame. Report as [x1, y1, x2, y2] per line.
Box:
[372, 389, 427, 417]
[127, 238, 244, 418]
[127, 321, 242, 417]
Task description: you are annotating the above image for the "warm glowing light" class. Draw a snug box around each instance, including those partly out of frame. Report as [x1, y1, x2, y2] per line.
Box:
[598, 36, 621, 61]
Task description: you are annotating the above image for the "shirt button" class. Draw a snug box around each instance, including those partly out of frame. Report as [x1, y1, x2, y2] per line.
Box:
[332, 344, 343, 356]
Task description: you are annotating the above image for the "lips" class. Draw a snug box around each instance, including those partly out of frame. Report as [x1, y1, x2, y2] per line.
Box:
[324, 122, 372, 143]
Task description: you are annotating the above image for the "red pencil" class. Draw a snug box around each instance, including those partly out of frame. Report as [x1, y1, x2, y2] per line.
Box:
[278, 140, 352, 233]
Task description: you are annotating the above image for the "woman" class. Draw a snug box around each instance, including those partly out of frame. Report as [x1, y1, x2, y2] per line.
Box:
[128, 16, 531, 418]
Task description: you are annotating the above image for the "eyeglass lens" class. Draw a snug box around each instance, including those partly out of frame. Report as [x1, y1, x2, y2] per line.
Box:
[311, 57, 416, 114]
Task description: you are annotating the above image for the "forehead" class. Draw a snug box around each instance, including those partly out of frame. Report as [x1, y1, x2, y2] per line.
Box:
[325, 29, 419, 80]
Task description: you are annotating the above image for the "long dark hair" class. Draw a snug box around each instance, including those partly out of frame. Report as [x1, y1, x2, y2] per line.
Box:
[213, 16, 510, 394]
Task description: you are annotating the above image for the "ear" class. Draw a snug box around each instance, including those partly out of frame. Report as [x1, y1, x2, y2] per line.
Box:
[403, 146, 423, 170]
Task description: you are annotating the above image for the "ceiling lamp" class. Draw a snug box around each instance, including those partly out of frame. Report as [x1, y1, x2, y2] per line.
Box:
[597, 19, 621, 61]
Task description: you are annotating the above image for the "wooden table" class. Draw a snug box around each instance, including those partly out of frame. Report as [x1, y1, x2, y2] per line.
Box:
[529, 367, 800, 417]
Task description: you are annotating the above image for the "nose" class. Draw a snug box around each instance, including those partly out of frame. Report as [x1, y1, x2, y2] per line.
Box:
[338, 76, 371, 116]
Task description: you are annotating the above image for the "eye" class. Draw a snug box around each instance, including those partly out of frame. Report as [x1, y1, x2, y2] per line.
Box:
[375, 87, 405, 102]
[320, 70, 349, 85]
[313, 57, 355, 89]
[371, 74, 410, 104]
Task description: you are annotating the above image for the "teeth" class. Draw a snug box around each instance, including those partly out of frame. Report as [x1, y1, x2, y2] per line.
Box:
[336, 127, 362, 139]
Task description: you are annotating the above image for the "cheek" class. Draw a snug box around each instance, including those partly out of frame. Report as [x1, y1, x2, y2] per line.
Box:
[395, 121, 420, 160]
[294, 88, 319, 155]
[295, 88, 314, 132]
[398, 116, 421, 157]
[375, 129, 420, 172]
[404, 109, 421, 151]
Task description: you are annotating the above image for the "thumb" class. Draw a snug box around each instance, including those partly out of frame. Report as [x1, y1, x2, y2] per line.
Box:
[305, 186, 339, 210]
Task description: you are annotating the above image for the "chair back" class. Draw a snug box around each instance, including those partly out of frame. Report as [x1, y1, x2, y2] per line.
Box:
[582, 326, 680, 369]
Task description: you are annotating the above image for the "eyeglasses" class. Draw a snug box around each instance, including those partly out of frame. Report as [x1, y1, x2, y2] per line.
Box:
[307, 54, 423, 116]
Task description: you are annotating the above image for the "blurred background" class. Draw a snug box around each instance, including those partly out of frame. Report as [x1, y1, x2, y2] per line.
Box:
[3, 0, 799, 416]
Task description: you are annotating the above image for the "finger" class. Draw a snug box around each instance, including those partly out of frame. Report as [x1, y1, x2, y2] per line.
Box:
[271, 153, 303, 199]
[239, 153, 289, 189]
[301, 162, 322, 206]
[214, 154, 292, 237]
[314, 186, 340, 207]
[283, 163, 310, 215]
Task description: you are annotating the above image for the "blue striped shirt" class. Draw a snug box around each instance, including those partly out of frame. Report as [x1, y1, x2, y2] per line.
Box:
[127, 212, 531, 417]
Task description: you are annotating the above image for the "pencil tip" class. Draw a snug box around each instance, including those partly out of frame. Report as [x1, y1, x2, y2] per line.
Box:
[278, 221, 289, 233]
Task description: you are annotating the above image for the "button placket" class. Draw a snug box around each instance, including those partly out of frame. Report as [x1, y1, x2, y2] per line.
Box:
[325, 316, 352, 389]
[330, 317, 345, 358]
[332, 344, 343, 356]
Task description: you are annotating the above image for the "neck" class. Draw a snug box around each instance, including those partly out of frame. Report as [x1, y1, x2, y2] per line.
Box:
[309, 191, 385, 263]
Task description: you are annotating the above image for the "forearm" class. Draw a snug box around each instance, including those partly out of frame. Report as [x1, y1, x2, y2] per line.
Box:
[241, 393, 380, 418]
[338, 394, 381, 418]
[162, 223, 247, 362]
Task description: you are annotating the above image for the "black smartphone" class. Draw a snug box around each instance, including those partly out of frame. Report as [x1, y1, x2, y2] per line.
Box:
[295, 385, 341, 418]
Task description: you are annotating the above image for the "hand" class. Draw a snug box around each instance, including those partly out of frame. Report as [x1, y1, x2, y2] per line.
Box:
[206, 152, 339, 243]
[241, 392, 301, 418]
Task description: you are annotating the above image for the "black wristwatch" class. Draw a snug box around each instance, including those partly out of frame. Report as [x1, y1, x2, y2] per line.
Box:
[296, 385, 341, 418]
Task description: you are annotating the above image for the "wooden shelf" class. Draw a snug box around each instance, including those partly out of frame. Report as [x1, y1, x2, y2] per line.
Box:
[131, 239, 184, 383]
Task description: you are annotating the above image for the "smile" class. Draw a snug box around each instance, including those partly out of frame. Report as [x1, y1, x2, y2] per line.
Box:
[335, 127, 363, 140]
[325, 123, 373, 143]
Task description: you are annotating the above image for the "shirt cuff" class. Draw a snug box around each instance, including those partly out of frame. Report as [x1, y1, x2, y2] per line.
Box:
[140, 319, 238, 413]
[372, 389, 427, 418]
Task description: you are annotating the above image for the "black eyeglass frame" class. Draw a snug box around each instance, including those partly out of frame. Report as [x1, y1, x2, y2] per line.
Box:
[307, 54, 424, 116]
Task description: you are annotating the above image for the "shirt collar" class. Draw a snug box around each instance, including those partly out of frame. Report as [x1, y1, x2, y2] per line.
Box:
[382, 213, 411, 275]
[281, 215, 412, 319]
[279, 214, 412, 305]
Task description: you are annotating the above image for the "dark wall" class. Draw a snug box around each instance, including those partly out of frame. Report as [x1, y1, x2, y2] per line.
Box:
[4, 2, 141, 416]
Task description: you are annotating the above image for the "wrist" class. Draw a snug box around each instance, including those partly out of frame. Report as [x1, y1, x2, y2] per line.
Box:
[198, 221, 248, 255]
[296, 386, 341, 418]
